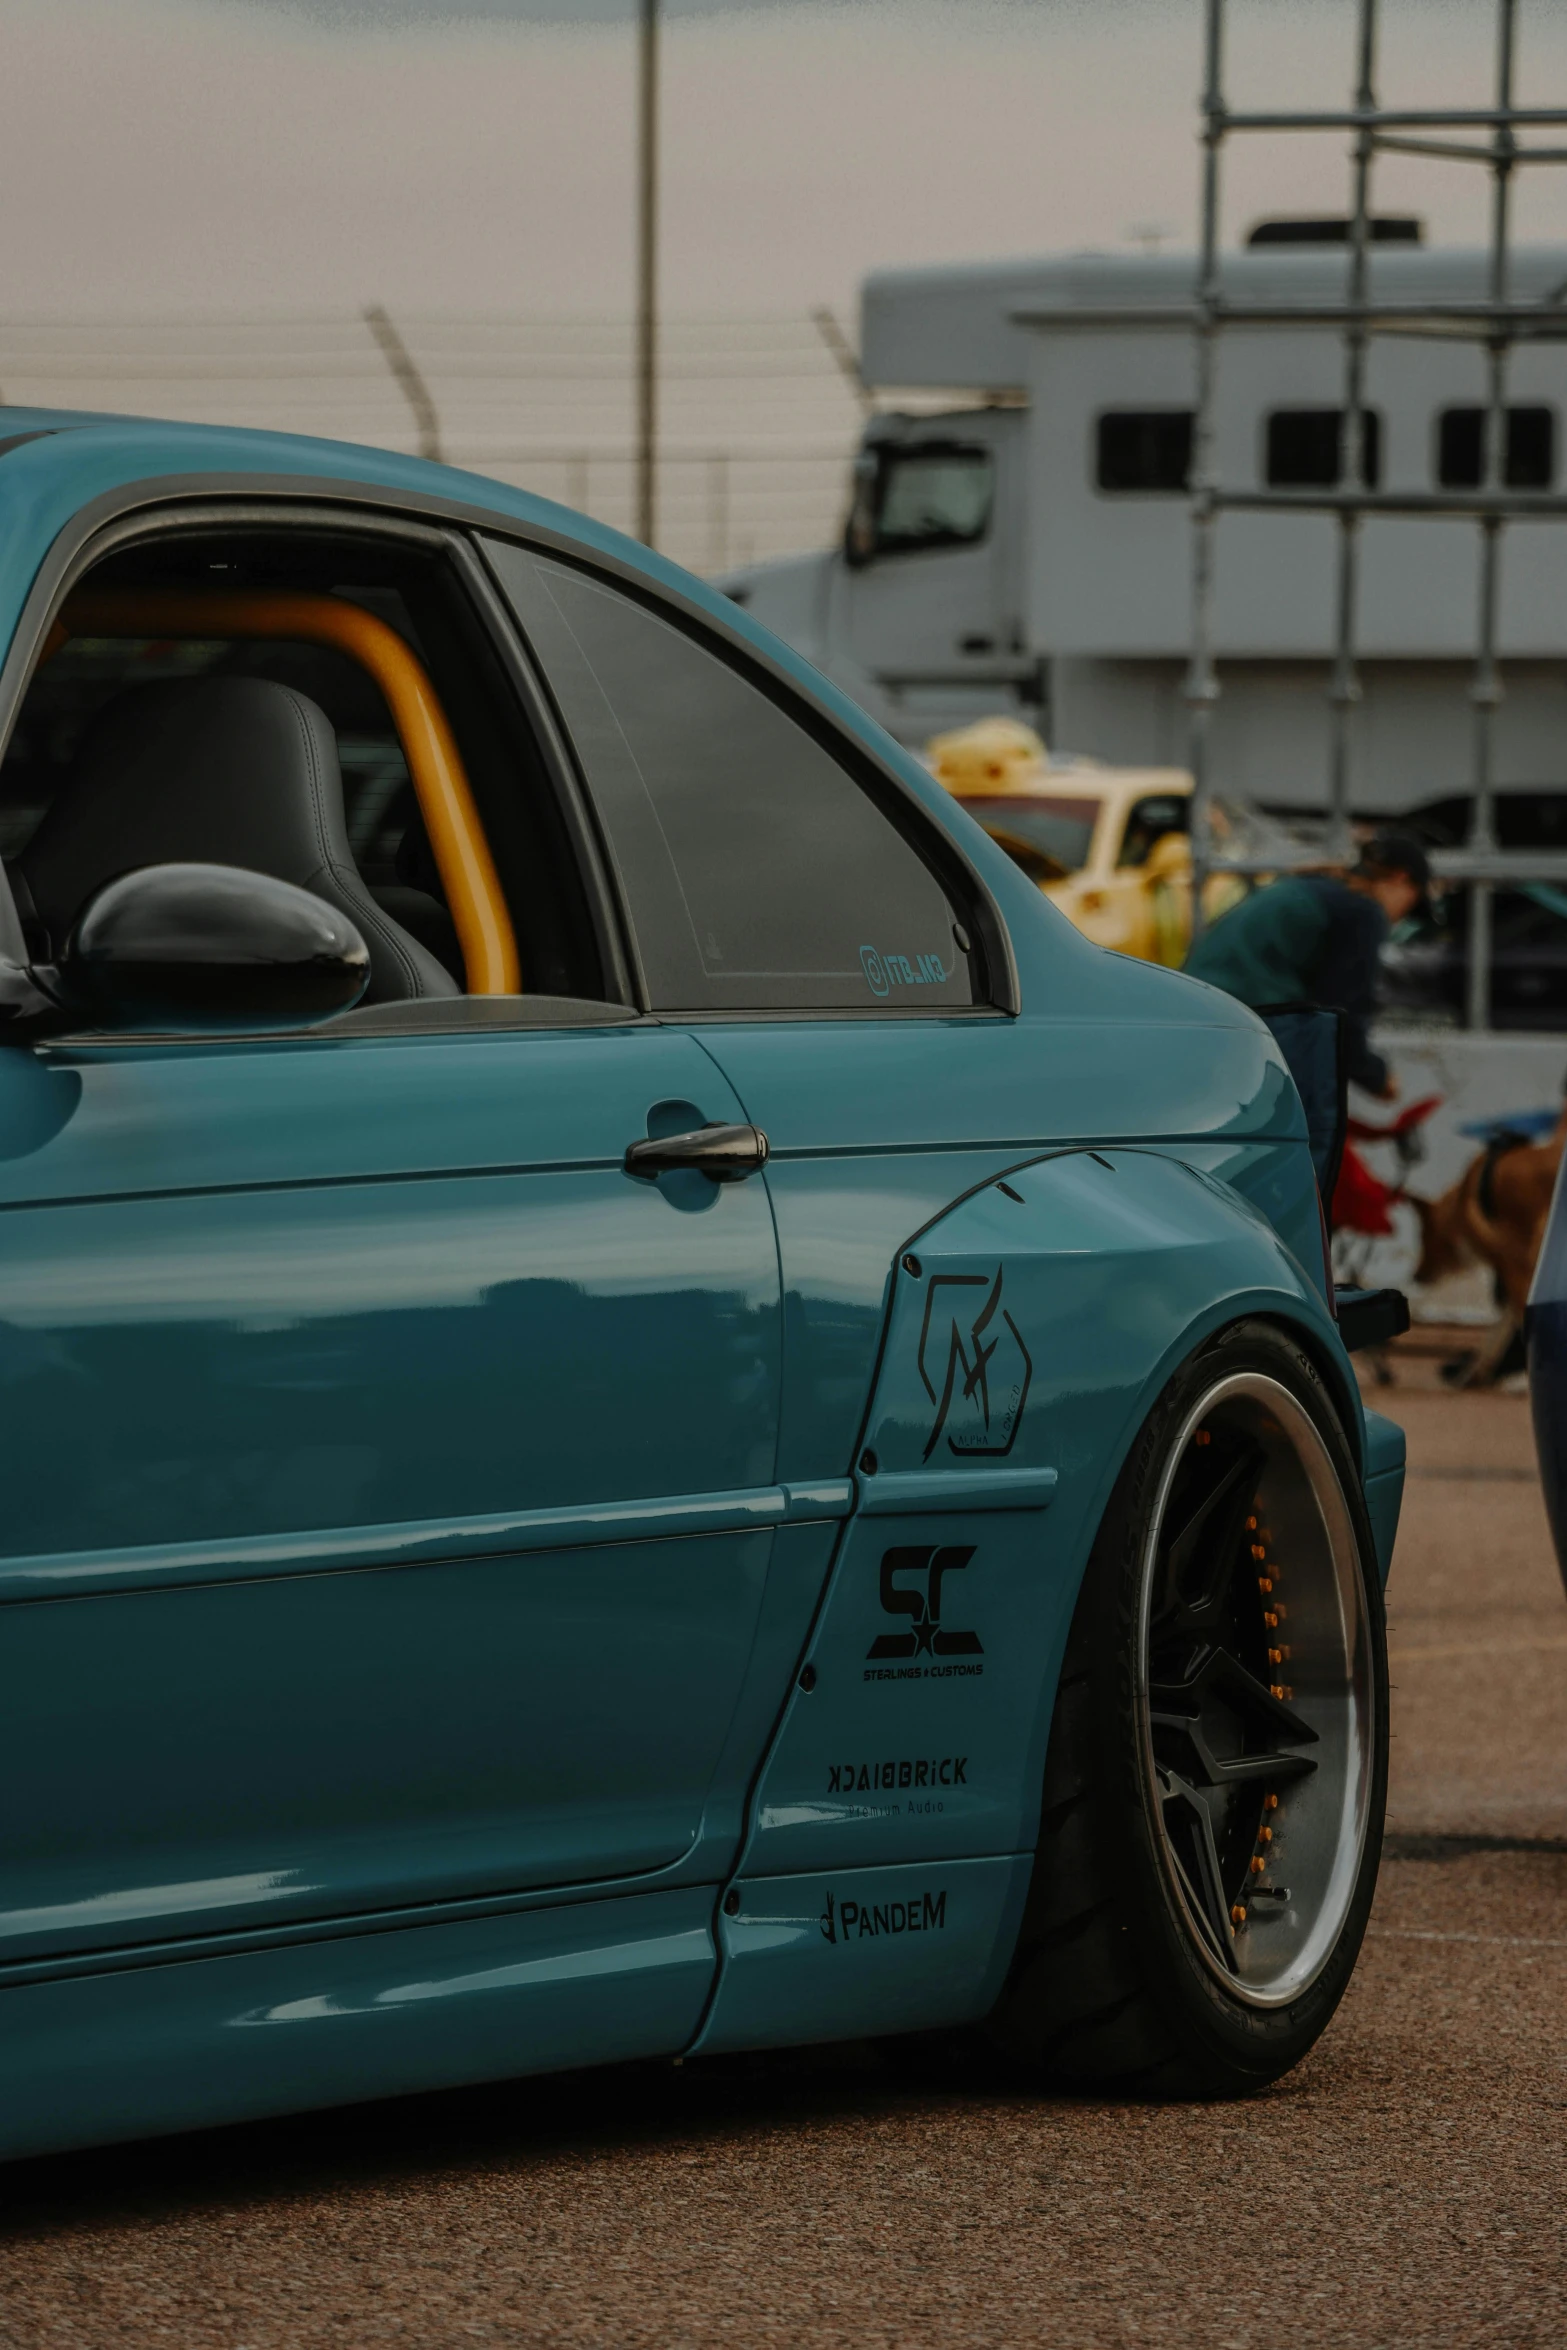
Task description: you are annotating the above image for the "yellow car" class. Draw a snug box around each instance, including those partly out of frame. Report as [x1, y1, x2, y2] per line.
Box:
[926, 719, 1248, 965]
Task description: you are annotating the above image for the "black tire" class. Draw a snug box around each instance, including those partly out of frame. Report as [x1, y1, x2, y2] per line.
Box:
[985, 1318, 1388, 2097]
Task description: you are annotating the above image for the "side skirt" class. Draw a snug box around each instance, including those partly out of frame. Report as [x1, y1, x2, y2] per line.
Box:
[693, 1855, 1031, 2055]
[0, 1887, 714, 2164]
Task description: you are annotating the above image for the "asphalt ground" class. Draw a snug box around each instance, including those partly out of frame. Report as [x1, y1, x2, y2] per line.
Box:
[2, 1364, 1565, 2349]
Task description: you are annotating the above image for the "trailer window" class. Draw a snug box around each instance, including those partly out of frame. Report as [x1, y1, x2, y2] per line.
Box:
[1265, 408, 1382, 488]
[1437, 405, 1555, 490]
[849, 444, 994, 561]
[1095, 412, 1193, 494]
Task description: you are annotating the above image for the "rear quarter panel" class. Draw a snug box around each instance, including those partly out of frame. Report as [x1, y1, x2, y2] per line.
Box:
[735, 1142, 1345, 1883]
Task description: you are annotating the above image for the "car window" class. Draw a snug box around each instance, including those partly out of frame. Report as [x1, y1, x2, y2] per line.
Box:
[485, 543, 975, 1012]
[845, 442, 995, 563]
[874, 446, 994, 553]
[1118, 795, 1189, 868]
[957, 794, 1099, 885]
[0, 528, 611, 1012]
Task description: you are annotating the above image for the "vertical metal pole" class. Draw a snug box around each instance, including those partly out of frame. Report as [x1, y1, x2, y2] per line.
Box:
[1326, 0, 1378, 870]
[1466, 0, 1517, 1033]
[1185, 0, 1224, 946]
[635, 0, 659, 549]
[707, 451, 730, 575]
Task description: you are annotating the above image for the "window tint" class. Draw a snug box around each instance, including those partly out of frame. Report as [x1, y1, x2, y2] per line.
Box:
[486, 543, 974, 1012]
[1437, 405, 1555, 489]
[1266, 408, 1381, 488]
[1095, 411, 1193, 494]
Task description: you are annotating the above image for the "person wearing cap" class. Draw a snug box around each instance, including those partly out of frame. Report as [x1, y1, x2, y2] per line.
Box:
[1181, 828, 1431, 1099]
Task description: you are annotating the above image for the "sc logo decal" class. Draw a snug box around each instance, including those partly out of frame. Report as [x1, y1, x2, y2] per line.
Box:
[866, 1544, 982, 1661]
[860, 945, 890, 997]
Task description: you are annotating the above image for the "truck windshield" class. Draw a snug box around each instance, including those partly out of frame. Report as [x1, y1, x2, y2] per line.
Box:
[868, 444, 994, 556]
[960, 795, 1099, 883]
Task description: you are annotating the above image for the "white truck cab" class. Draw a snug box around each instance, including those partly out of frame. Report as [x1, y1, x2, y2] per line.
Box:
[723, 400, 1033, 747]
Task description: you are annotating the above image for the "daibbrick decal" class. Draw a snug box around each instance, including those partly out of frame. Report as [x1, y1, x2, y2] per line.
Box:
[828, 1758, 968, 1793]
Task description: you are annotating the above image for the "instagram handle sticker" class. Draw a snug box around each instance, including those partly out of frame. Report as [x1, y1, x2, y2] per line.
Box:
[860, 945, 890, 997]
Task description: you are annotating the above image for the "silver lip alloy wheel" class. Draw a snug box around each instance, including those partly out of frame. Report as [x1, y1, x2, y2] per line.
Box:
[1134, 1370, 1376, 2010]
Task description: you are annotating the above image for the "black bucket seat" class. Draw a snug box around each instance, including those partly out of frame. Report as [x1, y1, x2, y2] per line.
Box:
[18, 675, 459, 1002]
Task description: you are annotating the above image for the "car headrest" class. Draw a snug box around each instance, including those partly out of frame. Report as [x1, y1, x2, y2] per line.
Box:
[19, 675, 459, 1003]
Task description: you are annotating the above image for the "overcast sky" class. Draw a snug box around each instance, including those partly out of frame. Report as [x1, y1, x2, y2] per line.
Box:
[2, 0, 1565, 320]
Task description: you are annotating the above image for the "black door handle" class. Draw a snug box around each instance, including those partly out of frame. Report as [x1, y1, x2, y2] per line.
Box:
[624, 1123, 770, 1183]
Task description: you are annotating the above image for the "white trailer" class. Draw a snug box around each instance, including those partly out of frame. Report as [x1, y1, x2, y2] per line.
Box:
[724, 234, 1567, 824]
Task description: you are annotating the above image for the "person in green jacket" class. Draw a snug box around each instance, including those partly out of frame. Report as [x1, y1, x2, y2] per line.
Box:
[1183, 828, 1430, 1100]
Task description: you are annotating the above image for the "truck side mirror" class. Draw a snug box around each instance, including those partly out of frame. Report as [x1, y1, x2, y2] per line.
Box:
[843, 451, 880, 567]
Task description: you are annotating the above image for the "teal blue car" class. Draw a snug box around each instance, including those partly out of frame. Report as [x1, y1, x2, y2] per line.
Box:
[0, 413, 1403, 2157]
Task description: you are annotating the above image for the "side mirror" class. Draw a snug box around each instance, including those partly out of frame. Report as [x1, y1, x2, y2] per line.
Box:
[41, 862, 371, 1033]
[843, 450, 880, 569]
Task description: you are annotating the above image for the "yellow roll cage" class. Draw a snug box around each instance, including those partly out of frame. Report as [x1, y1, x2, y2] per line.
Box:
[50, 588, 522, 996]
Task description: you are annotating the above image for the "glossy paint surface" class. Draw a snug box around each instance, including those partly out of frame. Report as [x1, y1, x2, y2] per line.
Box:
[696, 1010, 1316, 1489]
[0, 416, 1401, 2160]
[0, 1023, 789, 1965]
[1, 1530, 772, 1962]
[697, 1856, 1031, 2055]
[0, 1886, 717, 2164]
[737, 1146, 1339, 1886]
[1361, 1407, 1407, 1588]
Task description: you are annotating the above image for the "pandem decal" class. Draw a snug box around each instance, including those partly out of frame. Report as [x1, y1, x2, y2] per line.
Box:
[820, 1888, 948, 1944]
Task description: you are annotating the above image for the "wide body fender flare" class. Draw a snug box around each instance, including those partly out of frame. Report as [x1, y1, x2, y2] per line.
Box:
[693, 1143, 1357, 2055]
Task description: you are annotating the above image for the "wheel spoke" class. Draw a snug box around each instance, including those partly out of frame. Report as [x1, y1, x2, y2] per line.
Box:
[1158, 1768, 1239, 1969]
[1151, 1646, 1319, 1751]
[1151, 1439, 1266, 1635]
[1151, 1703, 1317, 1789]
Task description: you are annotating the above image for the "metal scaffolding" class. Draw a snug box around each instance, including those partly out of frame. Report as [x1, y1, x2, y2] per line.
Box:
[1186, 0, 1567, 1030]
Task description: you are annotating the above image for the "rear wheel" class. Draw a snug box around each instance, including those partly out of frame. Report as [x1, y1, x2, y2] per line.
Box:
[986, 1319, 1386, 2095]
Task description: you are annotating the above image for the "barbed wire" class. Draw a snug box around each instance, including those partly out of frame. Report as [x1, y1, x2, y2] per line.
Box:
[0, 310, 868, 572]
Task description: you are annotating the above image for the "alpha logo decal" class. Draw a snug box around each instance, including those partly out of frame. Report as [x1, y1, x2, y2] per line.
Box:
[820, 1888, 948, 1944]
[917, 1265, 1032, 1461]
[863, 1545, 984, 1682]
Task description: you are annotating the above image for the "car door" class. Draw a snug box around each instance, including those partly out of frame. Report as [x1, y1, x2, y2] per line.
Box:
[483, 542, 1057, 2039]
[0, 629, 790, 1976]
[482, 533, 1016, 1503]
